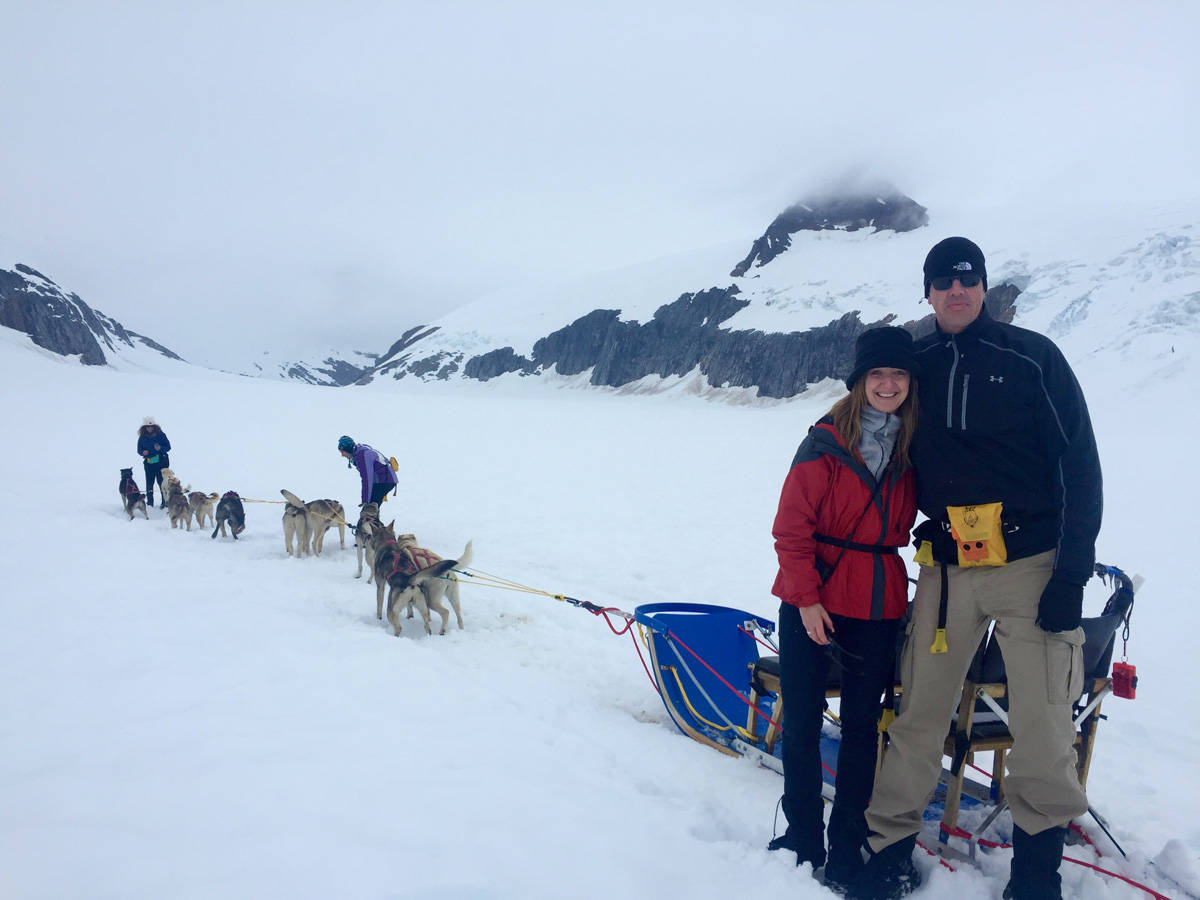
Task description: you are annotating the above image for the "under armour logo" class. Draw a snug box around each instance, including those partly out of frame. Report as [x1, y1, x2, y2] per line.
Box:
[989, 375, 1004, 383]
[952, 261, 973, 271]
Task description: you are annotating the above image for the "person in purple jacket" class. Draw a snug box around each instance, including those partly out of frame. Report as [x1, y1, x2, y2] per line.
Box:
[338, 435, 398, 505]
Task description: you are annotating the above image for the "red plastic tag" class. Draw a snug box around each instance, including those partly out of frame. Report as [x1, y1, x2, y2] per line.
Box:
[1112, 661, 1137, 699]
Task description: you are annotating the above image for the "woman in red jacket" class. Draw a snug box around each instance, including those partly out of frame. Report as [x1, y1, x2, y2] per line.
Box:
[769, 326, 920, 892]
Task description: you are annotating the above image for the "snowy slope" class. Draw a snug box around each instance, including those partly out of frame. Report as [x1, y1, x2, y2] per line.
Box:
[1, 311, 1197, 899]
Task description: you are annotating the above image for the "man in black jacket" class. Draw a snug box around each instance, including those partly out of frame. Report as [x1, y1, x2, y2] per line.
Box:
[852, 238, 1103, 900]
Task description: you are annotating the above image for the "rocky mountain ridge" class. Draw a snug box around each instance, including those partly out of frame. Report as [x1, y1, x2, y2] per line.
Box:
[349, 188, 949, 396]
[0, 264, 183, 366]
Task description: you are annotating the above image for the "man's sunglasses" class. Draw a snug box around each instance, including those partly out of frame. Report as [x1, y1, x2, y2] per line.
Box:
[930, 273, 982, 291]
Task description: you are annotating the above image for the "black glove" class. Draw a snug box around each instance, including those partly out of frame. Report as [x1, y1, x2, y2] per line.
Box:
[1037, 576, 1084, 632]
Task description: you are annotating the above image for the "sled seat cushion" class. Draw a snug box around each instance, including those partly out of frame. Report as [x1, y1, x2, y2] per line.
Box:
[751, 654, 843, 697]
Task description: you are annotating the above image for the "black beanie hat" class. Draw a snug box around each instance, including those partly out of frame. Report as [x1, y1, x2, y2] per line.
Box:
[923, 236, 987, 297]
[845, 326, 920, 390]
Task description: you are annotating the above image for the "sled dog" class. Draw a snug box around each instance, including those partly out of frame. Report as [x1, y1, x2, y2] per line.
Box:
[304, 498, 346, 556]
[370, 522, 472, 637]
[281, 493, 310, 557]
[188, 491, 219, 530]
[119, 468, 149, 520]
[395, 533, 466, 634]
[212, 492, 246, 540]
[160, 468, 190, 501]
[166, 483, 192, 531]
[355, 502, 382, 580]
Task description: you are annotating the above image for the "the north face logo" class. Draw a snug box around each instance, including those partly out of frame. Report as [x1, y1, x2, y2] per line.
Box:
[952, 261, 974, 271]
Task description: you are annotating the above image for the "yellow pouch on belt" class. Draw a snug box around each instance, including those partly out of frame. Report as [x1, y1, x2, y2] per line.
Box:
[946, 502, 1007, 567]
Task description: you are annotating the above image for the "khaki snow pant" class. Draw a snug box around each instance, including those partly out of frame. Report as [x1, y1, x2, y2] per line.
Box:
[866, 550, 1089, 851]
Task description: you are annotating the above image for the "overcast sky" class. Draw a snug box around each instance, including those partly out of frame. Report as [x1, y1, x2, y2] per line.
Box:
[3, 1, 1198, 367]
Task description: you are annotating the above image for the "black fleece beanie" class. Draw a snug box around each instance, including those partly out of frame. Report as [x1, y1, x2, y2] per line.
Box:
[923, 236, 987, 297]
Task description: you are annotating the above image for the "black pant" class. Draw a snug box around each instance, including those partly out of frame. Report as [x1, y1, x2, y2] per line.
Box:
[777, 602, 900, 860]
[369, 481, 395, 505]
[144, 462, 164, 500]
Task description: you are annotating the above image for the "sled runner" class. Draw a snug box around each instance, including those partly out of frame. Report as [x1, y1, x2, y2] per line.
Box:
[633, 563, 1140, 838]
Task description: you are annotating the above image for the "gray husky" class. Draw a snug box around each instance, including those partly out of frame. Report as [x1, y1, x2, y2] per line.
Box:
[188, 492, 219, 530]
[167, 484, 192, 531]
[282, 499, 309, 557]
[354, 502, 382, 579]
[369, 522, 472, 637]
[304, 498, 346, 556]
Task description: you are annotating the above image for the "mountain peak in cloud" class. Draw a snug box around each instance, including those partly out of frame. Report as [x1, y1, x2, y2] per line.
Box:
[730, 185, 929, 277]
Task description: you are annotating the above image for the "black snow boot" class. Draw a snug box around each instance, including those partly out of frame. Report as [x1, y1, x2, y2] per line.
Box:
[146, 491, 154, 508]
[767, 830, 826, 869]
[823, 841, 866, 895]
[848, 835, 920, 900]
[1004, 825, 1065, 900]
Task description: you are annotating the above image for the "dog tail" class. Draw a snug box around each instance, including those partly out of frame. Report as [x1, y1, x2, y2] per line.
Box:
[409, 558, 460, 586]
[452, 540, 473, 571]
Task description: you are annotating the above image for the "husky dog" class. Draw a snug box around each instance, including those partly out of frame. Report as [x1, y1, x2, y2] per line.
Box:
[188, 492, 219, 530]
[212, 492, 246, 540]
[167, 484, 192, 531]
[354, 502, 382, 580]
[119, 468, 149, 520]
[282, 495, 310, 557]
[370, 522, 473, 636]
[160, 468, 190, 501]
[304, 498, 346, 556]
[395, 534, 466, 633]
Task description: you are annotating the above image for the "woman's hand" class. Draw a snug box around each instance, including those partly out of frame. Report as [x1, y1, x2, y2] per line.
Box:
[799, 602, 834, 646]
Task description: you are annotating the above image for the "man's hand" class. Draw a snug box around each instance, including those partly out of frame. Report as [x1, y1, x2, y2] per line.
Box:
[1037, 576, 1084, 632]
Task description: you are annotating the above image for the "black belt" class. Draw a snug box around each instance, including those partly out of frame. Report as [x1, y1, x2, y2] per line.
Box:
[814, 534, 903, 555]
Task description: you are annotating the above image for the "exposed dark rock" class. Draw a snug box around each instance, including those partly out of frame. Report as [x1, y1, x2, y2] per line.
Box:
[463, 347, 531, 381]
[446, 281, 1020, 399]
[731, 190, 928, 277]
[1, 264, 185, 366]
[532, 309, 621, 376]
[377, 325, 440, 366]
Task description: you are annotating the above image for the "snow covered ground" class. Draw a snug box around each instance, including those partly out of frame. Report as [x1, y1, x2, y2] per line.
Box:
[1, 324, 1198, 900]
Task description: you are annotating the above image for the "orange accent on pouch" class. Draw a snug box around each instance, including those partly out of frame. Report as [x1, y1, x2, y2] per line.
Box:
[946, 502, 1008, 567]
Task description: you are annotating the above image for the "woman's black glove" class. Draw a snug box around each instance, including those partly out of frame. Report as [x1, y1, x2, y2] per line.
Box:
[1036, 576, 1084, 632]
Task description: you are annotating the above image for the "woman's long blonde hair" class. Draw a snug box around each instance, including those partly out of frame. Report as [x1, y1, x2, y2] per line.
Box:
[829, 374, 918, 472]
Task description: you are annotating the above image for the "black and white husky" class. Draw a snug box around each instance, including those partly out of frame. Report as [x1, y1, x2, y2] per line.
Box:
[119, 468, 148, 520]
[212, 492, 246, 540]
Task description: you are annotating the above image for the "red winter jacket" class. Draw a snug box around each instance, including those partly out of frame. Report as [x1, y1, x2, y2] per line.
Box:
[771, 418, 916, 620]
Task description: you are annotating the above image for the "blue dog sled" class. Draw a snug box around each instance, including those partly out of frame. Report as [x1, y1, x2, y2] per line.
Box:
[633, 563, 1139, 846]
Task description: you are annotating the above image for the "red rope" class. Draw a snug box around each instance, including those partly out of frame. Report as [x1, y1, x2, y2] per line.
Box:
[1061, 856, 1173, 900]
[666, 628, 779, 730]
[939, 823, 1172, 899]
[626, 627, 659, 690]
[737, 625, 779, 654]
[662, 628, 836, 774]
[582, 606, 636, 636]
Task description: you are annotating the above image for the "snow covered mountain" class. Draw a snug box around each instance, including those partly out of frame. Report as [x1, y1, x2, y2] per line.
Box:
[0, 263, 186, 369]
[338, 191, 1200, 400]
[5, 190, 1197, 402]
[236, 347, 378, 386]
